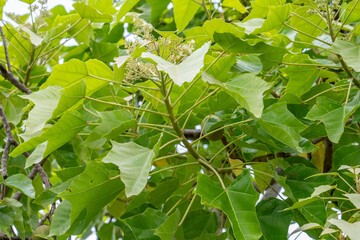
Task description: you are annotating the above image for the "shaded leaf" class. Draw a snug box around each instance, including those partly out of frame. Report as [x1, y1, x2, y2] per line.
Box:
[196, 170, 262, 240]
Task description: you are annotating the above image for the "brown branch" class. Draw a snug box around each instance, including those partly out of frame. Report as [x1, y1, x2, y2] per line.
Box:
[13, 157, 49, 201]
[323, 138, 333, 173]
[0, 233, 32, 240]
[0, 140, 11, 200]
[251, 152, 292, 163]
[0, 64, 31, 94]
[0, 27, 11, 73]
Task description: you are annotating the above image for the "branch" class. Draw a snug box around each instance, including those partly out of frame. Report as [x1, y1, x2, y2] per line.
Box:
[0, 235, 32, 240]
[0, 27, 11, 73]
[13, 157, 49, 201]
[0, 64, 31, 94]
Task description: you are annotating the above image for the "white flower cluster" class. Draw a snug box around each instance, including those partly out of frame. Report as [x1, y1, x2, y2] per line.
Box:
[123, 13, 195, 82]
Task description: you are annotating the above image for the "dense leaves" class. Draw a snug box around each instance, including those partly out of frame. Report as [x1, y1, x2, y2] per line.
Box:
[0, 0, 359, 239]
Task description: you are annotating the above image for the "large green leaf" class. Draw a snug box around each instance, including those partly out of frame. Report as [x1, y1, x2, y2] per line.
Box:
[141, 41, 210, 86]
[213, 32, 287, 70]
[50, 200, 72, 236]
[204, 72, 272, 117]
[5, 174, 35, 198]
[42, 59, 112, 96]
[146, 0, 171, 23]
[21, 80, 86, 139]
[256, 198, 292, 240]
[290, 6, 327, 43]
[331, 39, 360, 72]
[154, 209, 180, 240]
[281, 55, 321, 97]
[117, 208, 167, 239]
[333, 145, 360, 169]
[10, 110, 87, 158]
[102, 136, 162, 197]
[59, 162, 124, 234]
[237, 4, 291, 34]
[196, 170, 262, 240]
[74, 2, 113, 22]
[306, 92, 360, 143]
[225, 73, 272, 118]
[84, 110, 137, 148]
[172, 0, 200, 32]
[258, 102, 307, 152]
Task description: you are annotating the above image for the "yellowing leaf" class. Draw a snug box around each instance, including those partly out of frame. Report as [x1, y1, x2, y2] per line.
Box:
[229, 158, 243, 176]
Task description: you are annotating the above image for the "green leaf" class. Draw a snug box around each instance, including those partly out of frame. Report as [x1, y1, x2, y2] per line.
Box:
[172, 0, 200, 32]
[147, 177, 179, 208]
[244, 0, 285, 20]
[332, 39, 360, 72]
[333, 145, 360, 169]
[74, 2, 113, 22]
[328, 219, 360, 240]
[0, 0, 6, 19]
[341, 1, 360, 23]
[232, 54, 263, 74]
[5, 174, 35, 198]
[59, 162, 124, 234]
[213, 32, 287, 70]
[102, 136, 162, 197]
[225, 73, 272, 118]
[10, 110, 87, 158]
[19, 0, 35, 3]
[256, 198, 292, 240]
[141, 41, 211, 86]
[154, 209, 180, 240]
[196, 170, 262, 240]
[222, 0, 247, 13]
[50, 200, 72, 236]
[117, 0, 140, 21]
[202, 18, 245, 41]
[237, 4, 291, 34]
[306, 92, 360, 143]
[146, 0, 171, 24]
[258, 102, 307, 152]
[290, 6, 327, 43]
[117, 208, 167, 239]
[21, 80, 86, 138]
[204, 72, 272, 117]
[281, 55, 321, 97]
[84, 110, 137, 148]
[42, 59, 112, 96]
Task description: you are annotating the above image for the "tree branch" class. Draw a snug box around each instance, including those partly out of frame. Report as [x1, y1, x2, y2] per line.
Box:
[0, 64, 31, 94]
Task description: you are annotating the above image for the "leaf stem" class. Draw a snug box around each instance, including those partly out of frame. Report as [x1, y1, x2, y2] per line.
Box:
[282, 23, 332, 46]
[178, 194, 197, 226]
[84, 96, 169, 117]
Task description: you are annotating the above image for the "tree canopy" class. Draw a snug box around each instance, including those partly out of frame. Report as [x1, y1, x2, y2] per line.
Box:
[0, 0, 360, 239]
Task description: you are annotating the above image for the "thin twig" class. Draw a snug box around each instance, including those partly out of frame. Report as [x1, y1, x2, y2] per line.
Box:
[0, 26, 12, 73]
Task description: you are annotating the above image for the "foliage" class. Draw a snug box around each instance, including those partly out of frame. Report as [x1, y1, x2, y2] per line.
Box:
[0, 0, 360, 239]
